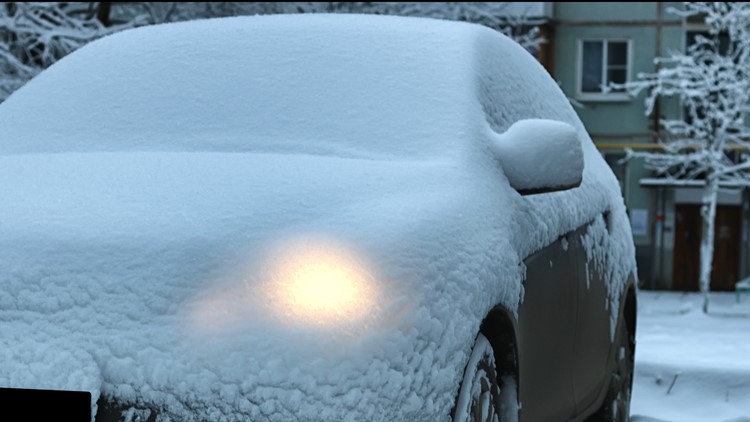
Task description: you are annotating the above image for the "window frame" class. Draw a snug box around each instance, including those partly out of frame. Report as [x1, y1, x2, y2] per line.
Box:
[576, 38, 633, 102]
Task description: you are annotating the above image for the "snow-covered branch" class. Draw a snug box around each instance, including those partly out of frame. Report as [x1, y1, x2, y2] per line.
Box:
[0, 2, 146, 100]
[622, 2, 750, 312]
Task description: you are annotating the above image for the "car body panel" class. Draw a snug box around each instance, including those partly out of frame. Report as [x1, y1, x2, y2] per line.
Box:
[572, 219, 618, 412]
[518, 233, 578, 421]
[516, 220, 637, 422]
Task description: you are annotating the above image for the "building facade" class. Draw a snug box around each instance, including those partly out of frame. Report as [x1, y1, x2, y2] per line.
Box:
[548, 2, 750, 291]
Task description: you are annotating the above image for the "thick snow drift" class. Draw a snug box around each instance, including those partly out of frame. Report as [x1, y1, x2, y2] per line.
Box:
[0, 14, 635, 421]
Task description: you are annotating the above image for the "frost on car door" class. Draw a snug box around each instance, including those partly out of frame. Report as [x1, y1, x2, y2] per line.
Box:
[571, 216, 615, 412]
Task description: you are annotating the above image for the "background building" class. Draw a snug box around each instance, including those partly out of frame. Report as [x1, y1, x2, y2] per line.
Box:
[549, 2, 750, 291]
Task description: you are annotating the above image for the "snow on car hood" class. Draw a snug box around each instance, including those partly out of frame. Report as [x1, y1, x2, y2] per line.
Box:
[0, 151, 528, 420]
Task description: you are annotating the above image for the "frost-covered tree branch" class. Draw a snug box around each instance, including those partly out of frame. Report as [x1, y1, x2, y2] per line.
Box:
[622, 2, 750, 313]
[0, 2, 145, 100]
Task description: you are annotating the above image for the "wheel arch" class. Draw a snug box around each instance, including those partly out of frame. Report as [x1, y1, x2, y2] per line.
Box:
[450, 304, 521, 421]
[623, 284, 637, 352]
[480, 304, 520, 384]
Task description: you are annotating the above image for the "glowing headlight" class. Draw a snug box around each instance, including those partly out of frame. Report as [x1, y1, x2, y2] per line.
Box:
[270, 241, 377, 326]
[187, 238, 380, 335]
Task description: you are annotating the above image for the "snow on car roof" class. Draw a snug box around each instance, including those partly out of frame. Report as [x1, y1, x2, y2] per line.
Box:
[0, 13, 636, 421]
[0, 14, 485, 158]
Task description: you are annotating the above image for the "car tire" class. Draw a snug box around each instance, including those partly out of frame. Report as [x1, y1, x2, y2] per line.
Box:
[453, 332, 519, 422]
[589, 317, 634, 422]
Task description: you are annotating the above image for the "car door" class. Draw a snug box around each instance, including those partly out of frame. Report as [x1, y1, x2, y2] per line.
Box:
[517, 232, 579, 422]
[570, 214, 615, 412]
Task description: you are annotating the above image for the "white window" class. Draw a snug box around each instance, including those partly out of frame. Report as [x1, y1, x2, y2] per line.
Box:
[577, 39, 631, 101]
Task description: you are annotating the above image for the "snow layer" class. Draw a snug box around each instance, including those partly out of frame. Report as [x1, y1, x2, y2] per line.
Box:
[490, 119, 583, 192]
[631, 292, 750, 422]
[0, 14, 636, 420]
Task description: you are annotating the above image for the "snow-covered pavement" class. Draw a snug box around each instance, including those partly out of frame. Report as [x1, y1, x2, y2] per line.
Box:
[631, 291, 750, 422]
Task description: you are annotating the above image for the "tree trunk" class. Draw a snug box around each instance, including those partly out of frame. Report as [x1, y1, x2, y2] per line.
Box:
[97, 2, 111, 27]
[699, 173, 719, 314]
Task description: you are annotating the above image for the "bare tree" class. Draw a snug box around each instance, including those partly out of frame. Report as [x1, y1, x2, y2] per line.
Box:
[623, 2, 750, 313]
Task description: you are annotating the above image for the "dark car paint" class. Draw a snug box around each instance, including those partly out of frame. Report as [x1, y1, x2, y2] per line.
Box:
[572, 223, 618, 414]
[515, 216, 636, 422]
[518, 226, 579, 421]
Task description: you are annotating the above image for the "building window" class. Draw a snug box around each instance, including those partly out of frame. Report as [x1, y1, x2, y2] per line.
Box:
[577, 39, 631, 101]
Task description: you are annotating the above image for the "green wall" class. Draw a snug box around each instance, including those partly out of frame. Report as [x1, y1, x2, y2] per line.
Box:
[550, 2, 687, 287]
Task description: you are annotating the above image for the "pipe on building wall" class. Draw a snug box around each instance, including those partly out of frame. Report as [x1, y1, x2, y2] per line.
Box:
[651, 186, 666, 290]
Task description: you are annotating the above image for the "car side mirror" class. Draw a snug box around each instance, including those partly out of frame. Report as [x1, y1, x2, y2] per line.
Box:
[490, 119, 584, 195]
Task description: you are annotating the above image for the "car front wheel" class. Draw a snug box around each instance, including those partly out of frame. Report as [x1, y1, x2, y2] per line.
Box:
[590, 317, 634, 422]
[453, 333, 518, 422]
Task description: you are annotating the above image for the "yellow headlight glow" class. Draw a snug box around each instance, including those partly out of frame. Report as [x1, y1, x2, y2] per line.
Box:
[186, 238, 380, 336]
[270, 241, 377, 326]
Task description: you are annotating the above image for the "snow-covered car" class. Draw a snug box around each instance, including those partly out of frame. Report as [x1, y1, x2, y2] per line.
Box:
[0, 14, 637, 422]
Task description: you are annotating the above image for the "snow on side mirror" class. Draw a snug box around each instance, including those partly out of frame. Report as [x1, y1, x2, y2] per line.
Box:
[490, 119, 583, 195]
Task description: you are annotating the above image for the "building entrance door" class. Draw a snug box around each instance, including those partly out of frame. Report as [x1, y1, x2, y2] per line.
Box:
[673, 204, 740, 291]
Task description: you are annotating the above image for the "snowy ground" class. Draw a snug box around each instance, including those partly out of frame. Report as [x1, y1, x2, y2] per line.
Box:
[631, 291, 750, 422]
